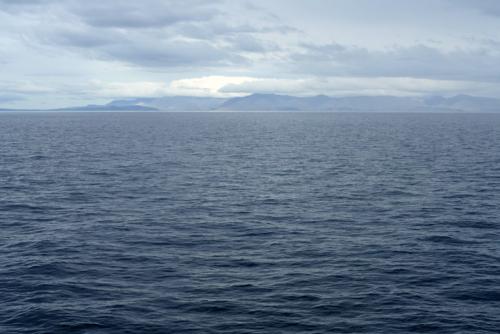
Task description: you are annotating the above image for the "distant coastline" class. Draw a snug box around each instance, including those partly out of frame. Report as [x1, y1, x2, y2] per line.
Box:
[2, 93, 500, 113]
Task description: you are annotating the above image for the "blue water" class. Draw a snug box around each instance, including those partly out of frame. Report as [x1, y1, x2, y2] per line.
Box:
[1, 112, 500, 333]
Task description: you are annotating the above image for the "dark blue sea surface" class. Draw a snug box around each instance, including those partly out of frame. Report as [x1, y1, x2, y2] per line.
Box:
[1, 112, 500, 333]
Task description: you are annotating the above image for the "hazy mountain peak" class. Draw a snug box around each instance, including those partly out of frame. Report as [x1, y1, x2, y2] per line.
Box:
[3, 94, 499, 112]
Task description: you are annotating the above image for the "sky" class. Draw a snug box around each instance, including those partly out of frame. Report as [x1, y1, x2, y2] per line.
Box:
[1, 0, 500, 108]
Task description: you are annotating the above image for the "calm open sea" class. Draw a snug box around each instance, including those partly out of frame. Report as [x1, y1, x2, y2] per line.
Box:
[1, 112, 500, 333]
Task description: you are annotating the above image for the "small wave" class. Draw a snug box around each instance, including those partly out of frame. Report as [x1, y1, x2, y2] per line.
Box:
[28, 154, 49, 160]
[421, 235, 479, 245]
[0, 203, 59, 213]
[447, 290, 500, 302]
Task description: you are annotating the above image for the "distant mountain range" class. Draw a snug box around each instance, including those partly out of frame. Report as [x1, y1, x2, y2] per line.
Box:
[217, 94, 500, 112]
[2, 94, 500, 112]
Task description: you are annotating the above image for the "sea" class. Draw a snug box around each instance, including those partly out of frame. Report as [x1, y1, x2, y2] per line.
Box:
[1, 112, 499, 333]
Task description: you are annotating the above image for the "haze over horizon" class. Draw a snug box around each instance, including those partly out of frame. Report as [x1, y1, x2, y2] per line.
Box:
[2, 0, 500, 109]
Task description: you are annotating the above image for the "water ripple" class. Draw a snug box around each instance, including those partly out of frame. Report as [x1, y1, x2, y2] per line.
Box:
[1, 112, 500, 333]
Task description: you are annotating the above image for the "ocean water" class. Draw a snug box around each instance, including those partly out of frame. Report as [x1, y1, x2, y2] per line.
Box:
[1, 111, 500, 333]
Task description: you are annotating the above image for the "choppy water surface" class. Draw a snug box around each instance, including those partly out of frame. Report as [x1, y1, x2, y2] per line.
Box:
[1, 112, 500, 333]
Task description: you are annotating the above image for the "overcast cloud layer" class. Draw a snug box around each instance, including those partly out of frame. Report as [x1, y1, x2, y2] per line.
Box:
[1, 0, 500, 108]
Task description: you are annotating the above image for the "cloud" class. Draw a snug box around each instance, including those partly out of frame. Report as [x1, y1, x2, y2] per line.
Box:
[98, 38, 246, 68]
[89, 77, 257, 98]
[3, 75, 499, 109]
[14, 0, 288, 69]
[453, 0, 500, 16]
[289, 42, 500, 81]
[0, 0, 41, 5]
[70, 0, 221, 29]
[169, 76, 257, 96]
[0, 80, 54, 106]
[0, 0, 54, 6]
[90, 76, 500, 99]
[219, 76, 500, 97]
[2, 0, 500, 108]
[90, 81, 171, 97]
[0, 81, 55, 94]
[0, 95, 24, 104]
[0, 0, 59, 14]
